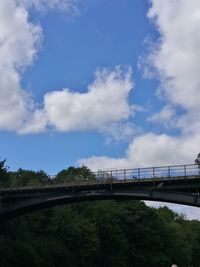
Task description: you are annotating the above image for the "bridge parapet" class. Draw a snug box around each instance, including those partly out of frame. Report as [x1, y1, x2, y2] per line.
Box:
[96, 164, 199, 181]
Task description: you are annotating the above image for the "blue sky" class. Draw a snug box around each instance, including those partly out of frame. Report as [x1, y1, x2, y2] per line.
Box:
[0, 0, 153, 173]
[1, 0, 200, 219]
[0, 0, 200, 176]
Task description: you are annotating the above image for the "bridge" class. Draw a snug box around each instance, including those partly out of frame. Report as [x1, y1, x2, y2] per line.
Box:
[0, 163, 200, 220]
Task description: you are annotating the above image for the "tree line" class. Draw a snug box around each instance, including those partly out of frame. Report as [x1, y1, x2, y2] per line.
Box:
[0, 159, 95, 188]
[1, 159, 200, 267]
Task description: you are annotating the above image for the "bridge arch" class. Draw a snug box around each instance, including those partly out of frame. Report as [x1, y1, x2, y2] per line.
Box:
[1, 189, 200, 221]
[1, 163, 200, 220]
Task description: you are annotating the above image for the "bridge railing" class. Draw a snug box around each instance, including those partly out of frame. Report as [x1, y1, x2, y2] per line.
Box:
[1, 164, 199, 191]
[96, 164, 200, 181]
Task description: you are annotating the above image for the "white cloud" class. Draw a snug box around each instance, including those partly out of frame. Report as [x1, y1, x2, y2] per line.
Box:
[0, 1, 41, 68]
[0, 0, 41, 131]
[78, 132, 200, 170]
[147, 0, 200, 133]
[16, 0, 81, 13]
[101, 122, 141, 144]
[21, 66, 134, 133]
[147, 105, 175, 127]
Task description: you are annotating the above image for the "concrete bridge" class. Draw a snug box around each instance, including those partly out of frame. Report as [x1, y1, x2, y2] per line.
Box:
[0, 164, 200, 220]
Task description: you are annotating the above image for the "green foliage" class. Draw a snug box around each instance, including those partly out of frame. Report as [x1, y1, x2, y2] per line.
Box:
[0, 201, 200, 267]
[9, 168, 50, 187]
[0, 159, 8, 175]
[1, 161, 200, 266]
[0, 159, 10, 187]
[55, 165, 96, 184]
[0, 163, 95, 188]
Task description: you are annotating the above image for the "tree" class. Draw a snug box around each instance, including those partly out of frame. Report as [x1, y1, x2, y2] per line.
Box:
[11, 169, 50, 187]
[55, 165, 95, 184]
[0, 159, 10, 187]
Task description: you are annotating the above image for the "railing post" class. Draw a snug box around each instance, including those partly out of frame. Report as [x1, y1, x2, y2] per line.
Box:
[184, 165, 186, 177]
[124, 169, 126, 182]
[110, 170, 113, 189]
[153, 167, 155, 178]
[168, 166, 170, 178]
[138, 168, 140, 179]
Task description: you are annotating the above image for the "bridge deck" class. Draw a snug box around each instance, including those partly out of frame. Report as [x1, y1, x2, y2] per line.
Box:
[0, 163, 199, 192]
[0, 174, 200, 194]
[0, 164, 200, 220]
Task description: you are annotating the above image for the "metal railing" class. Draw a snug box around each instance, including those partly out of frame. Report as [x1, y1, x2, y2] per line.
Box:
[95, 164, 200, 182]
[1, 164, 200, 191]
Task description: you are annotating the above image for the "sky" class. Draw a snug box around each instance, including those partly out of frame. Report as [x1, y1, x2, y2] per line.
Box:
[1, 0, 200, 219]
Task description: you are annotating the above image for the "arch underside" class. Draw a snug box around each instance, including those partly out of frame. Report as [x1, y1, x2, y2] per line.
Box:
[1, 189, 200, 221]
